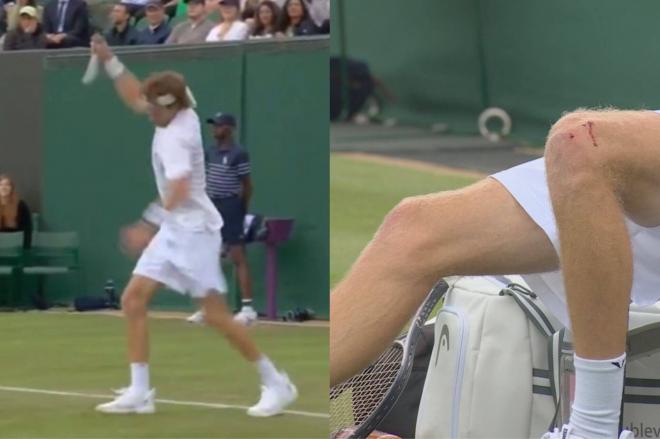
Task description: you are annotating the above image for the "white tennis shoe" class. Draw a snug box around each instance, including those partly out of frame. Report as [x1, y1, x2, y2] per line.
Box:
[542, 425, 634, 439]
[234, 306, 258, 326]
[186, 310, 205, 324]
[95, 387, 156, 414]
[247, 373, 298, 417]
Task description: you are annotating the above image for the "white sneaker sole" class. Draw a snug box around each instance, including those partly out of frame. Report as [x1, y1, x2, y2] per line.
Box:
[95, 403, 156, 414]
[246, 383, 298, 417]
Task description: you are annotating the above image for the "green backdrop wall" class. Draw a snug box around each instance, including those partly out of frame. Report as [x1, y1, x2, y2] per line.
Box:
[333, 0, 660, 144]
[34, 39, 328, 317]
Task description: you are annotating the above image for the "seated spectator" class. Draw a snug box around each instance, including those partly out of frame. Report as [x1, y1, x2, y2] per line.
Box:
[136, 0, 171, 45]
[0, 175, 32, 248]
[165, 0, 213, 44]
[3, 6, 46, 50]
[305, 0, 327, 34]
[42, 0, 90, 48]
[277, 0, 317, 37]
[5, 0, 42, 32]
[104, 3, 138, 46]
[205, 0, 248, 42]
[249, 0, 278, 39]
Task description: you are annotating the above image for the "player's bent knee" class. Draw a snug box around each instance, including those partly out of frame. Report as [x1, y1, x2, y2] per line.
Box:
[545, 127, 601, 182]
[203, 308, 232, 330]
[377, 195, 431, 249]
[374, 192, 459, 267]
[121, 292, 147, 318]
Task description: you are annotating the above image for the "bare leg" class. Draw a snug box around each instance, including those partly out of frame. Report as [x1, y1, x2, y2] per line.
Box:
[121, 275, 160, 363]
[229, 245, 253, 301]
[201, 293, 260, 361]
[330, 178, 559, 386]
[201, 292, 292, 403]
[542, 109, 660, 438]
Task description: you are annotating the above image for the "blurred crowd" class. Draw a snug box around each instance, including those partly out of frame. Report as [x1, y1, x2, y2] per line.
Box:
[0, 0, 328, 50]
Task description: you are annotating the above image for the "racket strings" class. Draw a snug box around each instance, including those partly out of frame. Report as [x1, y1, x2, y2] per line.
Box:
[330, 343, 403, 435]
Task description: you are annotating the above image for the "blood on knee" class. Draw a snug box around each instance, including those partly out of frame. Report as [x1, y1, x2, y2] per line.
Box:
[582, 120, 598, 147]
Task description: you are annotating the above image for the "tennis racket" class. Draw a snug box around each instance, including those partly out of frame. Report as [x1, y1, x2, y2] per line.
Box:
[330, 280, 448, 439]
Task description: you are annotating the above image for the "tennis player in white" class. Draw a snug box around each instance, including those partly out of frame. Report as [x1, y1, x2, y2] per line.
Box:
[89, 35, 297, 417]
[330, 108, 660, 439]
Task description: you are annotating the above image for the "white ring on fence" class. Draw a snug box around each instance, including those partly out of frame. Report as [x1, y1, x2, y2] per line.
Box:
[478, 107, 512, 142]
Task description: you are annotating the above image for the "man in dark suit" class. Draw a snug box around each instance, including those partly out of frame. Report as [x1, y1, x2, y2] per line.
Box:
[42, 0, 90, 48]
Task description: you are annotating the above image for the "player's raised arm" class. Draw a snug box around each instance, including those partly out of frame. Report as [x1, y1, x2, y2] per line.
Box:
[91, 34, 149, 114]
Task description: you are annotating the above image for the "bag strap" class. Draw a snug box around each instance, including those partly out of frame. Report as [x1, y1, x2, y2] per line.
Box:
[546, 328, 576, 431]
[499, 283, 564, 432]
[500, 284, 556, 338]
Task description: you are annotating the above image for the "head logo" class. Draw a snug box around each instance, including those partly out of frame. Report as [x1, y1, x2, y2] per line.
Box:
[434, 324, 450, 366]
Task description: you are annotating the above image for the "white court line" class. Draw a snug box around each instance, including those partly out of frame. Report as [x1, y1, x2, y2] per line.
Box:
[0, 386, 328, 419]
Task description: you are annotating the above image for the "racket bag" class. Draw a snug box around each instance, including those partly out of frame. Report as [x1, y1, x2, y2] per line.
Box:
[416, 276, 561, 438]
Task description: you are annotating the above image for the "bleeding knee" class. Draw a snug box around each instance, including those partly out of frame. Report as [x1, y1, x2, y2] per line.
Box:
[545, 115, 603, 188]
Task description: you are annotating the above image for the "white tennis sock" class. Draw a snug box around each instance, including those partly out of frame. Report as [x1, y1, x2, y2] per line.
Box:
[255, 355, 279, 387]
[129, 363, 150, 394]
[569, 353, 625, 439]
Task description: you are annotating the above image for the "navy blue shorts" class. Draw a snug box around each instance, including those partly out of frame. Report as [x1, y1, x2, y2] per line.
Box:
[213, 196, 246, 246]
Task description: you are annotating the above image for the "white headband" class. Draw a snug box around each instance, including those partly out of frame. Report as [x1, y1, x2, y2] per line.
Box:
[154, 87, 198, 108]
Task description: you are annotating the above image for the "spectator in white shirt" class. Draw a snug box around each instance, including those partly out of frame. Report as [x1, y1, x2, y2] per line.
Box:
[205, 0, 248, 42]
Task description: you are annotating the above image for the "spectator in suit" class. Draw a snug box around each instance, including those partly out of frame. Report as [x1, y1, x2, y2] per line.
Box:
[165, 0, 213, 45]
[277, 0, 317, 37]
[205, 0, 248, 42]
[135, 0, 170, 45]
[4, 0, 43, 32]
[3, 6, 46, 50]
[104, 3, 138, 46]
[0, 175, 32, 248]
[249, 0, 278, 39]
[42, 0, 90, 48]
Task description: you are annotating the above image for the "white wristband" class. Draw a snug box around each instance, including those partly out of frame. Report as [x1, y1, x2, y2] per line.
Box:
[142, 202, 168, 227]
[104, 56, 125, 80]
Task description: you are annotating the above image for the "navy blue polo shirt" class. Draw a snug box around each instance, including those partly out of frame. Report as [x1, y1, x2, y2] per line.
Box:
[205, 143, 250, 199]
[136, 21, 171, 45]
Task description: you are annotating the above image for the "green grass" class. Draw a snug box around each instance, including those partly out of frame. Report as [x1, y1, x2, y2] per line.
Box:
[0, 313, 327, 438]
[330, 154, 479, 287]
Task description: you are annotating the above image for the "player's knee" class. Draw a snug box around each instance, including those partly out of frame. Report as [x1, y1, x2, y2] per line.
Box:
[545, 116, 601, 186]
[121, 292, 147, 318]
[204, 307, 231, 330]
[379, 196, 425, 242]
[377, 193, 454, 256]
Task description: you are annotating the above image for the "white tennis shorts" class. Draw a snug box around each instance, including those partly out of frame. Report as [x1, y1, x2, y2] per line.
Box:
[133, 223, 227, 297]
[492, 158, 660, 327]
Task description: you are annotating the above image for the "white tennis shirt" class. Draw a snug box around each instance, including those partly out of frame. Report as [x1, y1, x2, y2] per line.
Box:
[151, 108, 223, 232]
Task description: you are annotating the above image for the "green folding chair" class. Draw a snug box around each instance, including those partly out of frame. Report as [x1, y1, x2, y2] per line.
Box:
[23, 232, 81, 308]
[0, 232, 25, 308]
